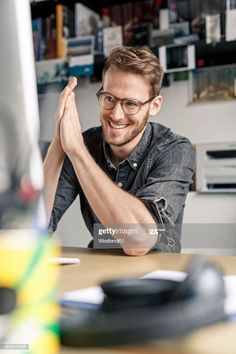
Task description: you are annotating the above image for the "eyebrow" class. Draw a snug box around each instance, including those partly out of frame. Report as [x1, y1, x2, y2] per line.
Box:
[101, 91, 145, 102]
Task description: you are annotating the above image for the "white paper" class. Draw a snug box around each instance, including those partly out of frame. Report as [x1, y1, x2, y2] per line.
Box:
[75, 3, 99, 36]
[226, 9, 236, 41]
[49, 257, 80, 265]
[159, 9, 169, 30]
[206, 14, 221, 44]
[143, 270, 236, 318]
[224, 275, 236, 317]
[141, 269, 186, 281]
[62, 286, 103, 304]
[103, 26, 123, 57]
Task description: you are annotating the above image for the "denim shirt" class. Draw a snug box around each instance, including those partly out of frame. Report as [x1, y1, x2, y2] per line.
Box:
[49, 122, 195, 252]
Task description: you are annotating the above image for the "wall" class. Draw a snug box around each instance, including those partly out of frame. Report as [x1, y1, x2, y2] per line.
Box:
[182, 192, 236, 255]
[154, 79, 236, 254]
[159, 80, 236, 144]
[39, 78, 236, 253]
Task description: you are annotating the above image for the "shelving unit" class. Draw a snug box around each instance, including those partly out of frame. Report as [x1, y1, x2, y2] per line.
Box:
[31, 0, 99, 19]
[31, 0, 236, 100]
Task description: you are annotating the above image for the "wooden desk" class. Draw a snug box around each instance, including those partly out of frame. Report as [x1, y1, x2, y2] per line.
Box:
[61, 248, 236, 354]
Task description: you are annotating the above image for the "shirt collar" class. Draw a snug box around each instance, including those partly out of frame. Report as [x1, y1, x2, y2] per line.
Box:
[103, 140, 117, 170]
[103, 123, 153, 171]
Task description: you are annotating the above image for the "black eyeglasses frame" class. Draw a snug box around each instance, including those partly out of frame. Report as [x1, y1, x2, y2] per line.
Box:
[96, 89, 157, 115]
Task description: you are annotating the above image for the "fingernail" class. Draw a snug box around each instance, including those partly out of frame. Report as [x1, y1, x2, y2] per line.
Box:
[69, 76, 76, 83]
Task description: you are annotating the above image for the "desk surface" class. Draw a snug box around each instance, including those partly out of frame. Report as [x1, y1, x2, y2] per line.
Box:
[60, 248, 236, 354]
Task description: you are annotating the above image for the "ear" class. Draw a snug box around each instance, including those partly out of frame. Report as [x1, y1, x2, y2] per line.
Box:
[149, 95, 163, 116]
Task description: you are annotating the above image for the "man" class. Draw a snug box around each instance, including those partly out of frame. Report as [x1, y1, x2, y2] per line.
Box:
[44, 46, 195, 256]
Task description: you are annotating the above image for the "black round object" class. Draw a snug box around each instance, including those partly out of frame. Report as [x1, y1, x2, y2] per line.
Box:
[61, 256, 226, 347]
[101, 278, 179, 311]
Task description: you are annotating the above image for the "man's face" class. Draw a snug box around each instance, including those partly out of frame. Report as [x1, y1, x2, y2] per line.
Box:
[99, 66, 153, 148]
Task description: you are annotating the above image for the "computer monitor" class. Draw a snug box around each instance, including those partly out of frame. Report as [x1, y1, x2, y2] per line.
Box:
[0, 0, 44, 228]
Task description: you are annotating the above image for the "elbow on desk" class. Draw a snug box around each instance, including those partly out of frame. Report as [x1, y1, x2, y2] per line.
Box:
[122, 235, 157, 256]
[123, 247, 150, 256]
[120, 227, 158, 256]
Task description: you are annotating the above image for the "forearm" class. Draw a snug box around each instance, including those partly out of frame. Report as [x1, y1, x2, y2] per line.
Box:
[43, 138, 65, 218]
[68, 146, 157, 254]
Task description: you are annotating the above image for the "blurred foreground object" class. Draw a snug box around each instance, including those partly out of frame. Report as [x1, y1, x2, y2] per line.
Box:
[0, 230, 60, 353]
[0, 1, 60, 352]
[0, 0, 43, 229]
[61, 256, 226, 347]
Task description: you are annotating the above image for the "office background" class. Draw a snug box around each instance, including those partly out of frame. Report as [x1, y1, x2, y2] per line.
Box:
[39, 78, 236, 254]
[35, 0, 236, 254]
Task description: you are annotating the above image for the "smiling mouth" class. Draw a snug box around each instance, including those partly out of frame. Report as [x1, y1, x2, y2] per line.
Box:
[109, 120, 129, 129]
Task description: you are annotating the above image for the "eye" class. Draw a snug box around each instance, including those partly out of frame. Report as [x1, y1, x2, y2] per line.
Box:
[124, 100, 139, 108]
[104, 94, 115, 103]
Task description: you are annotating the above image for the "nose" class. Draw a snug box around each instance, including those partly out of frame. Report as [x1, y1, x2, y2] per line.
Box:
[110, 100, 125, 120]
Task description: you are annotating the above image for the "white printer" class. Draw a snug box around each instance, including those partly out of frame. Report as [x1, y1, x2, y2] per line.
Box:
[196, 142, 236, 193]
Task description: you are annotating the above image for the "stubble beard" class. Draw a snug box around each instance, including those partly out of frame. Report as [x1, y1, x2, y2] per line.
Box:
[101, 111, 149, 147]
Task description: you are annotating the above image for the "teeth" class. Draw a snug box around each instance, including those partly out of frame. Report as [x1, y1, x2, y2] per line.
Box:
[109, 121, 128, 129]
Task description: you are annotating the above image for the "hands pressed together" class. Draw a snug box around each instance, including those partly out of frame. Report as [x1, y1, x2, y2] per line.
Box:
[54, 77, 83, 157]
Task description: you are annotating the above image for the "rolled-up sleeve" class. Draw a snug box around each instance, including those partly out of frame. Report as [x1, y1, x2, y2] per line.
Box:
[135, 139, 195, 252]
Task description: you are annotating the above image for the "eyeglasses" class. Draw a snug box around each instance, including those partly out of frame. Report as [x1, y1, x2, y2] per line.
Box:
[96, 90, 156, 115]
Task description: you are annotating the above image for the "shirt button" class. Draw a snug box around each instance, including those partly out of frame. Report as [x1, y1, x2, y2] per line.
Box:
[133, 162, 137, 168]
[117, 182, 123, 187]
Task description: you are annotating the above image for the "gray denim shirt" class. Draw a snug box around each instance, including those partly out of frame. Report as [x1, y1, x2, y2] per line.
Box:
[49, 122, 195, 252]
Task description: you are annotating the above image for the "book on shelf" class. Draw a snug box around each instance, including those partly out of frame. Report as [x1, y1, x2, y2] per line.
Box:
[143, 0, 156, 24]
[63, 5, 75, 39]
[56, 4, 76, 58]
[159, 9, 169, 30]
[103, 26, 123, 57]
[110, 4, 123, 26]
[205, 14, 221, 44]
[170, 22, 190, 38]
[56, 4, 64, 58]
[75, 3, 99, 37]
[93, 25, 104, 55]
[226, 9, 236, 41]
[122, 2, 134, 45]
[44, 14, 57, 59]
[32, 18, 43, 61]
[67, 36, 94, 77]
[32, 14, 56, 61]
[133, 1, 145, 25]
[133, 23, 152, 46]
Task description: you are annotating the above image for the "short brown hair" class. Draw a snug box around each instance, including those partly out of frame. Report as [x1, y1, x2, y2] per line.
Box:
[102, 46, 164, 96]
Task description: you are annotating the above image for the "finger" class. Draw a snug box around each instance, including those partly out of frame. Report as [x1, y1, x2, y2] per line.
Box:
[59, 78, 77, 109]
[64, 93, 73, 112]
[61, 76, 77, 91]
[66, 93, 78, 120]
[57, 77, 78, 119]
[69, 92, 79, 114]
[69, 91, 75, 100]
[67, 76, 77, 90]
[68, 91, 77, 110]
